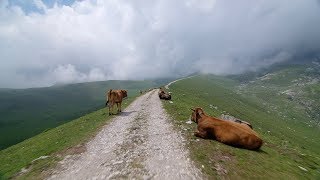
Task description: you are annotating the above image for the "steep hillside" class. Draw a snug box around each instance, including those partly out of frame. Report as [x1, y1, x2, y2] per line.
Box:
[163, 69, 320, 178]
[231, 61, 320, 126]
[0, 80, 169, 150]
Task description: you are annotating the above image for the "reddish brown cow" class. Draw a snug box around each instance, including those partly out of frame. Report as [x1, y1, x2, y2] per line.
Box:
[191, 107, 263, 150]
[106, 89, 127, 115]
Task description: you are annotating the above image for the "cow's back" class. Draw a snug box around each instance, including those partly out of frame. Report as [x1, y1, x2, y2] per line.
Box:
[114, 91, 124, 103]
[109, 90, 124, 103]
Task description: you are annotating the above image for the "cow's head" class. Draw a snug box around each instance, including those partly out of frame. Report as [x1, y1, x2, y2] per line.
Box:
[122, 90, 128, 98]
[190, 107, 204, 123]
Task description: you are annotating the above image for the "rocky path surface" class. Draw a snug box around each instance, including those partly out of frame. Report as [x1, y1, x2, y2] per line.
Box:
[48, 89, 202, 180]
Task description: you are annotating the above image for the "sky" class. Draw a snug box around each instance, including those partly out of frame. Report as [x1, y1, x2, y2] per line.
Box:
[1, 0, 320, 88]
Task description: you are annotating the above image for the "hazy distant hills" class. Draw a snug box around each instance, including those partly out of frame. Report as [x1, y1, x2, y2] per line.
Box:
[230, 59, 320, 126]
[1, 61, 319, 178]
[1, 57, 319, 151]
[0, 79, 170, 150]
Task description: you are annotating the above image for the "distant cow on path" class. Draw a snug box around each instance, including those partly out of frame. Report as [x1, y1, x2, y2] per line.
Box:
[158, 88, 171, 100]
[191, 107, 263, 150]
[106, 89, 127, 115]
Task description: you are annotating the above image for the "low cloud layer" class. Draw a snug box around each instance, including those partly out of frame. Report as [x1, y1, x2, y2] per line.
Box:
[1, 0, 320, 88]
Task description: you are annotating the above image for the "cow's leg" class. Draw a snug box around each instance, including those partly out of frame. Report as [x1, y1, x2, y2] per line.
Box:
[194, 131, 208, 139]
[109, 103, 114, 115]
[116, 103, 120, 113]
[194, 129, 208, 139]
[119, 102, 122, 112]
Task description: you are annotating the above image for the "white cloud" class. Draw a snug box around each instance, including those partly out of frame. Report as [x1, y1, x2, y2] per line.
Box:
[87, 68, 106, 81]
[186, 0, 217, 12]
[0, 0, 320, 88]
[47, 64, 107, 84]
[51, 64, 86, 84]
[33, 0, 47, 11]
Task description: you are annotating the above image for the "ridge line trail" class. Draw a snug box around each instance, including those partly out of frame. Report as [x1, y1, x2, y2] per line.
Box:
[165, 76, 195, 89]
[48, 89, 202, 179]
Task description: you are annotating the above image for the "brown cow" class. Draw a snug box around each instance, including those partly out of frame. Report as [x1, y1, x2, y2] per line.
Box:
[106, 89, 127, 115]
[191, 107, 263, 150]
[158, 89, 171, 100]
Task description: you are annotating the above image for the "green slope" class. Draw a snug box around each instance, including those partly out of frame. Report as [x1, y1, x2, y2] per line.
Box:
[0, 97, 136, 179]
[163, 72, 320, 179]
[0, 80, 169, 150]
[232, 63, 320, 126]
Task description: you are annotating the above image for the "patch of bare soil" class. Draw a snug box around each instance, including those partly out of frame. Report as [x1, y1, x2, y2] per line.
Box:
[47, 90, 202, 179]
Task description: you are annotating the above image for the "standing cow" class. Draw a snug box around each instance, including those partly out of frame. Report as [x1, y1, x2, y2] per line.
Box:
[106, 89, 127, 115]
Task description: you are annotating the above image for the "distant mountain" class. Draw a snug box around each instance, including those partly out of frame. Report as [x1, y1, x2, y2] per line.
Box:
[229, 60, 320, 125]
[0, 79, 170, 150]
[288, 52, 320, 65]
[228, 54, 320, 83]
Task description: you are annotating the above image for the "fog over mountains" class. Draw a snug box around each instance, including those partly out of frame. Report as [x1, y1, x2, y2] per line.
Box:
[1, 0, 320, 88]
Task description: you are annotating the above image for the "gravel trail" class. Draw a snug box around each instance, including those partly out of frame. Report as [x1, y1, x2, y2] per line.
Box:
[165, 76, 195, 89]
[48, 89, 202, 180]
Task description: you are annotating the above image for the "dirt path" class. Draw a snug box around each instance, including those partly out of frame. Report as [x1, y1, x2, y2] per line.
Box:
[165, 76, 195, 89]
[48, 89, 202, 180]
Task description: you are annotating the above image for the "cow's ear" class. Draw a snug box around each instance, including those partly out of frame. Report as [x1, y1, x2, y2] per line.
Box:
[190, 108, 195, 111]
[197, 108, 203, 115]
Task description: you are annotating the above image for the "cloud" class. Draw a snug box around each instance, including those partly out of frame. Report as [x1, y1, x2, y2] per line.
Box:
[0, 0, 320, 88]
[51, 64, 86, 84]
[33, 0, 47, 11]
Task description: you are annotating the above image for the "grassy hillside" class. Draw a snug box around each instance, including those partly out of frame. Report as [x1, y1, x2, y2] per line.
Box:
[163, 72, 320, 178]
[0, 80, 168, 150]
[0, 95, 139, 179]
[232, 63, 320, 126]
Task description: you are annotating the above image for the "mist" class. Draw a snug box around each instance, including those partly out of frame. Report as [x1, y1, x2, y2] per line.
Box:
[1, 0, 320, 88]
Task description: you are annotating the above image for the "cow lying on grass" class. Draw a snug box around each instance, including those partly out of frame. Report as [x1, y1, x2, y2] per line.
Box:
[191, 107, 263, 150]
[106, 89, 127, 115]
[158, 88, 171, 100]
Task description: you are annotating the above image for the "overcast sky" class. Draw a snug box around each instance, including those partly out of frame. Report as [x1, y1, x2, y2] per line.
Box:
[1, 0, 320, 88]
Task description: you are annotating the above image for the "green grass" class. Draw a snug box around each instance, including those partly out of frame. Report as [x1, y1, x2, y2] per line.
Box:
[163, 74, 320, 179]
[0, 96, 136, 179]
[239, 64, 320, 128]
[0, 80, 169, 150]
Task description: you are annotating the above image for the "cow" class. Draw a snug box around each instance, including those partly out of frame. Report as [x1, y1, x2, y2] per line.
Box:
[106, 89, 127, 115]
[191, 107, 263, 150]
[158, 89, 171, 100]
